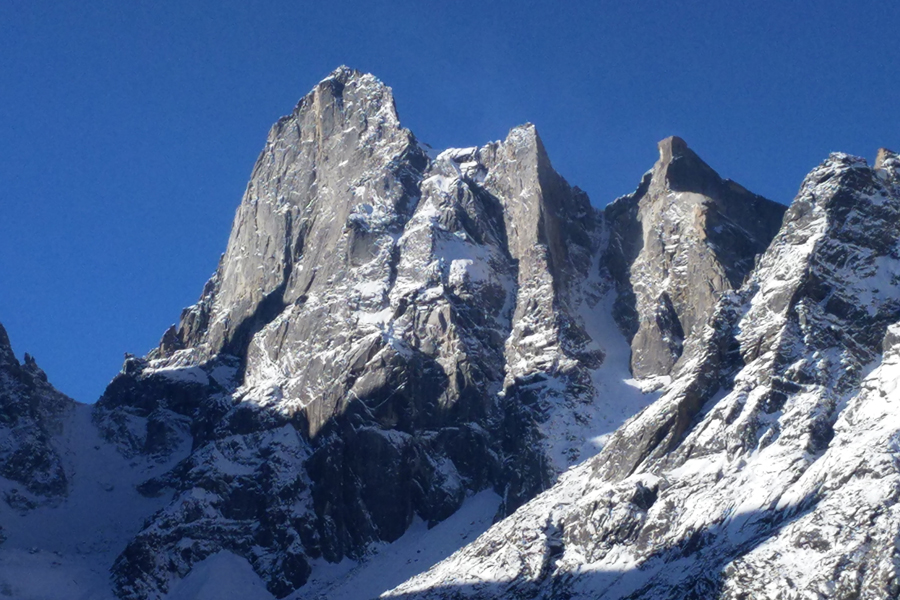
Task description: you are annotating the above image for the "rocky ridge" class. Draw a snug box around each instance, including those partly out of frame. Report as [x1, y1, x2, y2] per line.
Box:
[0, 324, 73, 510]
[88, 68, 777, 599]
[3, 66, 892, 600]
[385, 149, 900, 599]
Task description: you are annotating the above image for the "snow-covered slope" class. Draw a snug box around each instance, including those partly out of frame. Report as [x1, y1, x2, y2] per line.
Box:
[385, 149, 900, 599]
[0, 327, 186, 600]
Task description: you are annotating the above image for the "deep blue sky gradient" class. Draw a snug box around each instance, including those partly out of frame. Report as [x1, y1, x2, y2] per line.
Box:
[2, 0, 898, 402]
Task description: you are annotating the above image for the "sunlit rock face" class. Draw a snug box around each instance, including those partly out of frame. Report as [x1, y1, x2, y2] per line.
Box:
[604, 135, 786, 380]
[385, 148, 900, 600]
[93, 68, 638, 599]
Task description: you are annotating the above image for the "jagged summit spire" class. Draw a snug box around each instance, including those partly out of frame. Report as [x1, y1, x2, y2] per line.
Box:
[292, 67, 396, 124]
[319, 64, 364, 85]
[650, 135, 727, 195]
[511, 121, 537, 133]
[875, 146, 898, 170]
[503, 122, 553, 170]
[0, 321, 16, 368]
[504, 122, 542, 151]
[604, 135, 786, 379]
[162, 63, 422, 364]
[657, 135, 690, 163]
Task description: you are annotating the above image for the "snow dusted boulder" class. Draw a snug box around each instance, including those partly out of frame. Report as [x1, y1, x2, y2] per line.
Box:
[384, 148, 900, 599]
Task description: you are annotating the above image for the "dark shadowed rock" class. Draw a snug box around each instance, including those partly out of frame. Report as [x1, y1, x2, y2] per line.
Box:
[0, 323, 74, 502]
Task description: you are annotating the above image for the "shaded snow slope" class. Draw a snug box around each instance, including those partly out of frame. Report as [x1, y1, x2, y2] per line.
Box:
[0, 404, 184, 599]
[299, 490, 500, 600]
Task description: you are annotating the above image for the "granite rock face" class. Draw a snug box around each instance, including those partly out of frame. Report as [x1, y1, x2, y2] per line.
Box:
[0, 323, 73, 506]
[95, 68, 622, 599]
[385, 149, 900, 600]
[604, 136, 786, 379]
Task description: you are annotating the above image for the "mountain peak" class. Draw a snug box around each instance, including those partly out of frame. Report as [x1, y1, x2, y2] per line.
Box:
[510, 121, 538, 135]
[604, 137, 786, 378]
[503, 123, 542, 155]
[320, 64, 362, 83]
[651, 136, 727, 195]
[657, 135, 690, 163]
[0, 321, 16, 368]
[158, 63, 423, 364]
[17, 66, 900, 600]
[876, 146, 898, 170]
[298, 66, 396, 125]
[315, 65, 391, 96]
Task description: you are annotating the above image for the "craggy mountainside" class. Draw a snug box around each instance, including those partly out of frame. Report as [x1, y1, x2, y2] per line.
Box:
[86, 68, 780, 599]
[81, 67, 686, 599]
[386, 148, 900, 598]
[0, 324, 73, 512]
[5, 66, 894, 600]
[604, 136, 785, 380]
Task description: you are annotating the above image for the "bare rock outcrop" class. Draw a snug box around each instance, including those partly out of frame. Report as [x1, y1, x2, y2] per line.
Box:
[604, 136, 786, 379]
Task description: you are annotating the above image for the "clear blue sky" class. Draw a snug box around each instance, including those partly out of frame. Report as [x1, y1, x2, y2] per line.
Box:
[2, 0, 898, 403]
